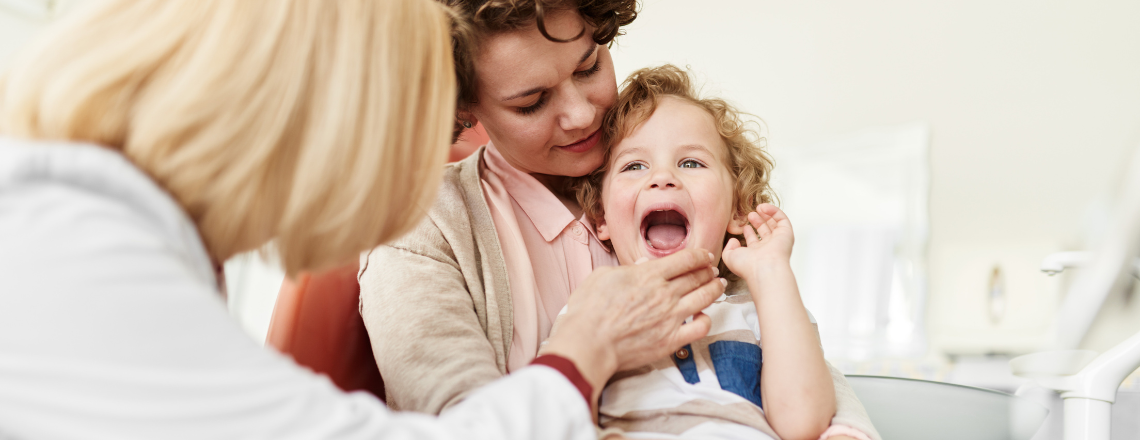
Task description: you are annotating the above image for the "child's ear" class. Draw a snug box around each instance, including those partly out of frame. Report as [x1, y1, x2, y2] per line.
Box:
[727, 214, 747, 235]
[596, 216, 610, 241]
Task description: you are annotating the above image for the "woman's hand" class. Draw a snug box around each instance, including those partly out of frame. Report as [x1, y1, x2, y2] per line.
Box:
[539, 248, 723, 409]
[722, 203, 794, 282]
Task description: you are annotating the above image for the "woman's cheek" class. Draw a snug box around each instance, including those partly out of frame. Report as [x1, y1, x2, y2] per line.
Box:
[522, 114, 554, 149]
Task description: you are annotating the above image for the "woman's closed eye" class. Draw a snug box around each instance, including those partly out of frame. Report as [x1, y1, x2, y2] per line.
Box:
[679, 158, 707, 169]
[516, 93, 549, 115]
[574, 56, 602, 79]
[517, 49, 601, 116]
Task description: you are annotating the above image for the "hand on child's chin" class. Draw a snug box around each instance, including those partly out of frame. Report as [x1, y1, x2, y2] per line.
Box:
[720, 204, 795, 280]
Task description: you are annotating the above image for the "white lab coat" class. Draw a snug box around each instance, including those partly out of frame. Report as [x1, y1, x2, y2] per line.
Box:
[0, 138, 594, 440]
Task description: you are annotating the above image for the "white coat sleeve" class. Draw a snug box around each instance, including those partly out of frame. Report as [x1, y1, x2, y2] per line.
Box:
[0, 172, 595, 440]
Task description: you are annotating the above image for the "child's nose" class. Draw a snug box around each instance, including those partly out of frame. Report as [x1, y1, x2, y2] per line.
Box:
[648, 168, 681, 189]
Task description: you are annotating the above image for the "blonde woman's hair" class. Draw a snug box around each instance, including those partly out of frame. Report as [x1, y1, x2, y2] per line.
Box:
[0, 0, 456, 275]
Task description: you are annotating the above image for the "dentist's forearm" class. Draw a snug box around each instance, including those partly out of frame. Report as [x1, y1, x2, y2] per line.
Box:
[750, 262, 836, 440]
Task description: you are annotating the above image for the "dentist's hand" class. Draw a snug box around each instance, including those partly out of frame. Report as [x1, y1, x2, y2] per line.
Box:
[722, 203, 795, 282]
[539, 248, 724, 410]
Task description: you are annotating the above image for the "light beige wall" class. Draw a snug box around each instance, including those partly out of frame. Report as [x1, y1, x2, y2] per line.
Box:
[610, 0, 1140, 356]
[0, 5, 50, 69]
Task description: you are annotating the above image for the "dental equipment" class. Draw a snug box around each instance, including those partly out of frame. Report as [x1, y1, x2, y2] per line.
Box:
[1011, 145, 1140, 440]
[849, 375, 1048, 440]
[1040, 251, 1140, 278]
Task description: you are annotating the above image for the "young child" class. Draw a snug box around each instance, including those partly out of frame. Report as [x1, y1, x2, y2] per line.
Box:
[567, 65, 879, 440]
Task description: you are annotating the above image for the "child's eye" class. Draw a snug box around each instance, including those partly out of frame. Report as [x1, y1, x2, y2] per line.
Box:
[621, 161, 647, 172]
[679, 159, 706, 169]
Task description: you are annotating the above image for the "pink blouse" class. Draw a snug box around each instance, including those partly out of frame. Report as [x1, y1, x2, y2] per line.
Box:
[480, 143, 618, 373]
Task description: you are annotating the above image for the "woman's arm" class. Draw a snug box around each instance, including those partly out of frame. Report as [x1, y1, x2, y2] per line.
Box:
[0, 174, 597, 440]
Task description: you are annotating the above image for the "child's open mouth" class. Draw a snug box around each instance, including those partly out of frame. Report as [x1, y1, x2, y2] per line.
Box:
[640, 204, 690, 258]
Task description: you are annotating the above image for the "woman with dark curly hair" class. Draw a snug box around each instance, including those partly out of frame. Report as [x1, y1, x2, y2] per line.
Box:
[361, 0, 722, 415]
[359, 2, 874, 439]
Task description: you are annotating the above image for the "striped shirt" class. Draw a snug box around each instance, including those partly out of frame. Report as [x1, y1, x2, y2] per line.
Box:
[547, 283, 875, 440]
[598, 283, 782, 439]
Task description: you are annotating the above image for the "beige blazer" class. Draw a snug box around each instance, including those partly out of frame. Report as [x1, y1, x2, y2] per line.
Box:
[358, 148, 880, 439]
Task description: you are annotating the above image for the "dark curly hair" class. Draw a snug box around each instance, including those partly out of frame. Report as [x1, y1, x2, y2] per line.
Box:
[437, 0, 639, 141]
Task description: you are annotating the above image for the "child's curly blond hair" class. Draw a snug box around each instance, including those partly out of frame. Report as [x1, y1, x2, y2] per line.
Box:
[577, 64, 776, 238]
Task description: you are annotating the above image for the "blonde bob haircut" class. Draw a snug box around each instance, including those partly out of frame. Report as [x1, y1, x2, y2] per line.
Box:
[0, 0, 456, 275]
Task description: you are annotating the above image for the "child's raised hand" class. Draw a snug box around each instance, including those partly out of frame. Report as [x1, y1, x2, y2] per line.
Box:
[721, 203, 795, 282]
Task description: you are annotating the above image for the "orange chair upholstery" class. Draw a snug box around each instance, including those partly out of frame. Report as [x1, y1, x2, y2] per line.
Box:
[449, 122, 490, 162]
[267, 263, 387, 400]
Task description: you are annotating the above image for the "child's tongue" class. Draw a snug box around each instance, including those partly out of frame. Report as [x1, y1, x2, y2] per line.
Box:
[646, 224, 686, 249]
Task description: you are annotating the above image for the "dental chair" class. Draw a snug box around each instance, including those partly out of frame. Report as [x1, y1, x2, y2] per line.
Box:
[848, 375, 1048, 440]
[266, 263, 387, 399]
[1006, 146, 1140, 440]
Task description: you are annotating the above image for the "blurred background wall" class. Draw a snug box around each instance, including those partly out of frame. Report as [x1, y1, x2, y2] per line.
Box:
[0, 1, 58, 67]
[4, 0, 1140, 386]
[607, 0, 1140, 369]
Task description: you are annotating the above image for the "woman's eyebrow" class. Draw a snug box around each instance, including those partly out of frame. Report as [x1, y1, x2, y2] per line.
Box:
[575, 43, 597, 66]
[500, 44, 597, 102]
[502, 87, 544, 102]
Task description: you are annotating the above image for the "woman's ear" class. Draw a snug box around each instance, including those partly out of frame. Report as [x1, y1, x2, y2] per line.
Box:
[727, 214, 747, 235]
[596, 216, 610, 241]
[457, 109, 479, 127]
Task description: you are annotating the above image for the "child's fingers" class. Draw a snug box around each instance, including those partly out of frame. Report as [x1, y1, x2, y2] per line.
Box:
[758, 203, 789, 224]
[723, 238, 740, 261]
[764, 214, 780, 235]
[758, 203, 784, 216]
[724, 237, 741, 253]
[755, 204, 787, 234]
[743, 223, 760, 246]
[748, 211, 773, 238]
